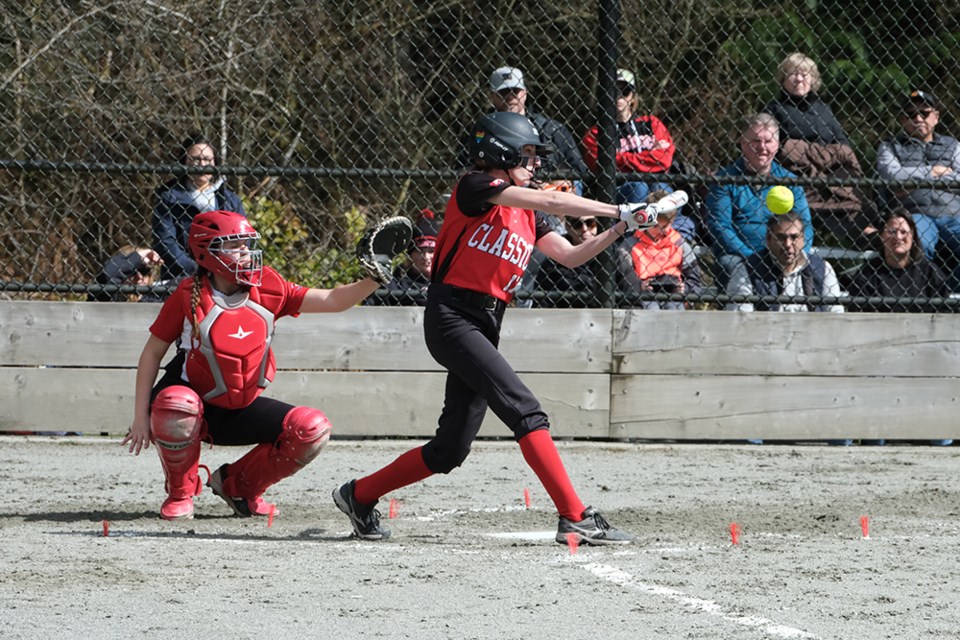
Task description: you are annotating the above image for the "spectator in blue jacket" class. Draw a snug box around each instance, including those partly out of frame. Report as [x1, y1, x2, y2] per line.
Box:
[153, 134, 245, 282]
[706, 113, 813, 289]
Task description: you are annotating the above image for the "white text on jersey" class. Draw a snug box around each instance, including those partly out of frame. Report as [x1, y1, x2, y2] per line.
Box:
[466, 224, 533, 269]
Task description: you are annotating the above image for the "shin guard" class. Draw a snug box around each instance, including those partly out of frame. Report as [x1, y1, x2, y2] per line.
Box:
[151, 386, 204, 519]
[220, 406, 331, 506]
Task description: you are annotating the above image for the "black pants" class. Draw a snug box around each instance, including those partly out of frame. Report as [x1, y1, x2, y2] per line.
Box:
[420, 285, 549, 474]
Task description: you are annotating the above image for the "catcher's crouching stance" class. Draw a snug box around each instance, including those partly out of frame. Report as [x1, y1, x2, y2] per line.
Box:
[123, 210, 411, 520]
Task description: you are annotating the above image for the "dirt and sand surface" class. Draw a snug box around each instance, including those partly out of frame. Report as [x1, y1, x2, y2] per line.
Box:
[1, 435, 958, 639]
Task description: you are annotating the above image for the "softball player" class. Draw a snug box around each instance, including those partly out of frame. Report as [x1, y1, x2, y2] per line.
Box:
[124, 210, 385, 520]
[335, 111, 674, 545]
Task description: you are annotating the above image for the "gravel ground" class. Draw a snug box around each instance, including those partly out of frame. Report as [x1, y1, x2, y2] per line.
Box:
[1, 436, 958, 639]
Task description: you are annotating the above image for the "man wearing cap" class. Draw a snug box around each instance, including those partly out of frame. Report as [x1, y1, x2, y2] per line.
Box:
[455, 66, 587, 178]
[877, 89, 960, 288]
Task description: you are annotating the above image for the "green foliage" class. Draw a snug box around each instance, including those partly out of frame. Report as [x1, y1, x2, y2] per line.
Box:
[242, 196, 387, 289]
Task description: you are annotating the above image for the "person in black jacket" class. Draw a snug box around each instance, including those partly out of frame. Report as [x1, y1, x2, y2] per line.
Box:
[842, 208, 953, 446]
[153, 134, 246, 282]
[88, 246, 164, 302]
[534, 214, 600, 307]
[454, 66, 588, 179]
[846, 207, 950, 313]
[761, 53, 868, 243]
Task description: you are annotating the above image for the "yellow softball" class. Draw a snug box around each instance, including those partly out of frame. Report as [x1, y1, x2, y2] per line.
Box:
[766, 185, 794, 215]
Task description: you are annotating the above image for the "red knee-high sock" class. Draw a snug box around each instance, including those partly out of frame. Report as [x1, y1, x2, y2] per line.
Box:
[519, 429, 585, 521]
[354, 446, 433, 505]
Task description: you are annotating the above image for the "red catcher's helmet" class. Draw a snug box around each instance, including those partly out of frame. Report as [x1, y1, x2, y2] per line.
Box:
[188, 211, 263, 287]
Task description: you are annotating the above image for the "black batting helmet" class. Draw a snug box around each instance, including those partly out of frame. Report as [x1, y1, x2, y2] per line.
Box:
[467, 112, 552, 170]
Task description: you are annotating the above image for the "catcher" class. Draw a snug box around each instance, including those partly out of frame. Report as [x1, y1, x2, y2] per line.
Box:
[123, 209, 411, 520]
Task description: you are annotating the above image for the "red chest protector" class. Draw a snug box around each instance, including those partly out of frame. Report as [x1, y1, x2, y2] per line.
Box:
[185, 285, 277, 409]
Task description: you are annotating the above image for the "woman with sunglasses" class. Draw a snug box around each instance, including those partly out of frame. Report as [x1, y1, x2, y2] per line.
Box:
[877, 89, 960, 290]
[534, 215, 599, 307]
[581, 68, 694, 242]
[332, 111, 682, 546]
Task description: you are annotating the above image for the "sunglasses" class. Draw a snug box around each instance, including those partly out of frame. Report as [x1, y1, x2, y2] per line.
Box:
[497, 87, 523, 97]
[567, 218, 598, 230]
[904, 109, 935, 119]
[617, 84, 634, 97]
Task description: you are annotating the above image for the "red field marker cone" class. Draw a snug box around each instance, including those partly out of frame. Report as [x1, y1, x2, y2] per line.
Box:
[101, 520, 109, 537]
[267, 504, 275, 528]
[523, 487, 531, 509]
[729, 522, 741, 545]
[389, 498, 399, 519]
[565, 532, 579, 555]
[860, 515, 869, 539]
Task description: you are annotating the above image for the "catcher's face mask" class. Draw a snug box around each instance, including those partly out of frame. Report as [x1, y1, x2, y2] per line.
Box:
[209, 234, 263, 287]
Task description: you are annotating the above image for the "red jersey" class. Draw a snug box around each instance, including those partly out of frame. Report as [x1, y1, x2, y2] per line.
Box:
[434, 171, 552, 302]
[149, 266, 307, 409]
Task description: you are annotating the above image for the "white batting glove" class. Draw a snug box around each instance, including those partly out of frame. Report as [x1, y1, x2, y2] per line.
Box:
[618, 202, 657, 231]
[618, 190, 690, 231]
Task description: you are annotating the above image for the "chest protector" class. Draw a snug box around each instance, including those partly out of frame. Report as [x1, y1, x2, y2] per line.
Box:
[631, 228, 683, 281]
[185, 286, 276, 409]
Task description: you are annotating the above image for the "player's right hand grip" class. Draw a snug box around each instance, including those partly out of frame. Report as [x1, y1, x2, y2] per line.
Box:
[618, 202, 657, 231]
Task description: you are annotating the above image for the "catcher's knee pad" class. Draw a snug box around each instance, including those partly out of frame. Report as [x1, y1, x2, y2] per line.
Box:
[151, 385, 203, 449]
[276, 406, 331, 466]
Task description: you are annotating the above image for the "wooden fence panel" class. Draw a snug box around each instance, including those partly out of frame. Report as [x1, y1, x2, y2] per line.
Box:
[0, 367, 608, 437]
[4, 301, 958, 440]
[613, 310, 960, 377]
[610, 373, 959, 440]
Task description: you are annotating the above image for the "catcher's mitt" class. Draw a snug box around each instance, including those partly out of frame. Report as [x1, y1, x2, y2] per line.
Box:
[356, 216, 414, 284]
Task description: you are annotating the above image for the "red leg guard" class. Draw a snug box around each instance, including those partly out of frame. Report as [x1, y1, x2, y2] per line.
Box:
[151, 386, 204, 520]
[221, 406, 331, 507]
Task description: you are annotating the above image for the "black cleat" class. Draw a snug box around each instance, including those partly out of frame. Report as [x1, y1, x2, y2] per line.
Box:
[556, 506, 634, 545]
[332, 480, 391, 540]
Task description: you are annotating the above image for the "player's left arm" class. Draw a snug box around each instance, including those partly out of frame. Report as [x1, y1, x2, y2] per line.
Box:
[298, 279, 381, 313]
[536, 223, 627, 269]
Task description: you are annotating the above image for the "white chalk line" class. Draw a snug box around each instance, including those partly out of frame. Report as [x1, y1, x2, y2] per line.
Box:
[579, 562, 819, 640]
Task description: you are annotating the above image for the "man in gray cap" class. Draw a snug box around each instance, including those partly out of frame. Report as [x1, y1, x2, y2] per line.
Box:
[456, 66, 587, 178]
[877, 89, 960, 288]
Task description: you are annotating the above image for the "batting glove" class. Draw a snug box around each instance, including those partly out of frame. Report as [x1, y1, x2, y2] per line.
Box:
[618, 203, 657, 231]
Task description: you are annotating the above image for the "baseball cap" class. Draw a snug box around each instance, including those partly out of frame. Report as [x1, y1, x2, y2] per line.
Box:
[410, 212, 440, 252]
[490, 67, 526, 92]
[412, 234, 436, 252]
[903, 89, 937, 110]
[616, 69, 636, 90]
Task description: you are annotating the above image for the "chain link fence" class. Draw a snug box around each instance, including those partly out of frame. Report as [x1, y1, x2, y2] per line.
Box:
[3, 0, 960, 311]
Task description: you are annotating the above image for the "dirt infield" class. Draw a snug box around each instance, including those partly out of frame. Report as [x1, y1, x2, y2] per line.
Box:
[1, 436, 958, 639]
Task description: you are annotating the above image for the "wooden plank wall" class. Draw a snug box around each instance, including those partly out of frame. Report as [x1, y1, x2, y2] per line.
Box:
[2, 301, 958, 440]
